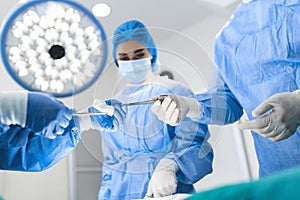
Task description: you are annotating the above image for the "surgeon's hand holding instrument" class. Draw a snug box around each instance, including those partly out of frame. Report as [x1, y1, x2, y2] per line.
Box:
[73, 95, 169, 116]
[238, 90, 300, 142]
[73, 95, 169, 131]
[144, 158, 179, 198]
[0, 91, 73, 139]
[86, 99, 126, 132]
[151, 94, 201, 126]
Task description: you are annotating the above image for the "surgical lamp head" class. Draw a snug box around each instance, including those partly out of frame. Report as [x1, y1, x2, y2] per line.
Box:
[0, 0, 107, 97]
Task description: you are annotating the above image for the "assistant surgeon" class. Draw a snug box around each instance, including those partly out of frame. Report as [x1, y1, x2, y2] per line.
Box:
[151, 0, 300, 177]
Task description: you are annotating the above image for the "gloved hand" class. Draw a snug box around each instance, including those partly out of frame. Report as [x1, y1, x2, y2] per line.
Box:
[89, 99, 126, 132]
[0, 91, 73, 139]
[238, 91, 300, 141]
[151, 94, 201, 126]
[144, 158, 179, 198]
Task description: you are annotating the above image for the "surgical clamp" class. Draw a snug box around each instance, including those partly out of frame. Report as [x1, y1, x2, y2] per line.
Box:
[73, 94, 169, 116]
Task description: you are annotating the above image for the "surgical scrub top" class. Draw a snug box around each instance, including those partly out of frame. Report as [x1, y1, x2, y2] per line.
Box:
[197, 0, 300, 177]
[97, 74, 213, 200]
[0, 119, 80, 171]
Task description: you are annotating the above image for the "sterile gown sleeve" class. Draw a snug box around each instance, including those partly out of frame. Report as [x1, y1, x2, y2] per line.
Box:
[0, 119, 80, 172]
[196, 74, 244, 125]
[161, 83, 214, 185]
[167, 119, 213, 185]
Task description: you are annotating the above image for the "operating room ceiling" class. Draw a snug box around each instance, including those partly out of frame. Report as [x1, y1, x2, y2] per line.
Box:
[0, 0, 241, 42]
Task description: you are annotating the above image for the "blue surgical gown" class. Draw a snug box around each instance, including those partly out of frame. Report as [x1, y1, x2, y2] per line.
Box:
[0, 119, 80, 171]
[197, 0, 300, 177]
[98, 75, 213, 200]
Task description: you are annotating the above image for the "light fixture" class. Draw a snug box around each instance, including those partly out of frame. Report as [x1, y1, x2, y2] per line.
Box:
[0, 0, 108, 97]
[92, 3, 111, 18]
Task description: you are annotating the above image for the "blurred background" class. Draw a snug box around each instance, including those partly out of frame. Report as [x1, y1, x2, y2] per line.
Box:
[0, 0, 259, 200]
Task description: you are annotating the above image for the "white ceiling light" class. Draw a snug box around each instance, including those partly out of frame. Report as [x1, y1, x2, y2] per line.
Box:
[92, 3, 111, 18]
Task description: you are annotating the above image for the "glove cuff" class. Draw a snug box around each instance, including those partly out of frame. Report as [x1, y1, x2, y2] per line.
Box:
[156, 158, 179, 173]
[0, 91, 28, 126]
[93, 99, 114, 116]
[182, 96, 201, 118]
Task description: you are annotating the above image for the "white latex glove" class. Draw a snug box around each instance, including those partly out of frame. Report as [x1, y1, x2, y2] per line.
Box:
[144, 158, 179, 198]
[93, 99, 115, 116]
[238, 91, 300, 141]
[151, 94, 201, 126]
[73, 100, 117, 133]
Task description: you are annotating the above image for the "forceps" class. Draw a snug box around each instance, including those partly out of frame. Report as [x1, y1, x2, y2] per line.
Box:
[120, 94, 168, 106]
[73, 94, 169, 116]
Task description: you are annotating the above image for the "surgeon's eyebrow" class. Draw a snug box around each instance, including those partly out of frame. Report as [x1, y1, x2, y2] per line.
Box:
[118, 52, 128, 56]
[118, 48, 146, 55]
[133, 48, 146, 54]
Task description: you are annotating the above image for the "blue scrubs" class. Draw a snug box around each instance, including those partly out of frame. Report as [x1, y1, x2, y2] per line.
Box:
[197, 0, 300, 176]
[98, 76, 213, 200]
[0, 119, 80, 171]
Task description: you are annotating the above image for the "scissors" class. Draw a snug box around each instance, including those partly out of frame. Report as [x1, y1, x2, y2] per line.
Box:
[73, 94, 169, 116]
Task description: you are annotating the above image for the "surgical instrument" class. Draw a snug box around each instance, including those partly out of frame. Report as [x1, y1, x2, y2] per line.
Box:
[73, 94, 169, 116]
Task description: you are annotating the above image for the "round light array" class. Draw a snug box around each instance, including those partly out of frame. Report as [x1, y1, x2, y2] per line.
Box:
[0, 0, 107, 97]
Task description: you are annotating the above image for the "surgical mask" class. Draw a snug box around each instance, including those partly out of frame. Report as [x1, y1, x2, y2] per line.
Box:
[118, 58, 152, 83]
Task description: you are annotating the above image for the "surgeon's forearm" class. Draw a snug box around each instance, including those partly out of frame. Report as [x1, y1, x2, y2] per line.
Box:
[176, 146, 213, 184]
[166, 120, 214, 184]
[0, 120, 80, 172]
[196, 88, 243, 125]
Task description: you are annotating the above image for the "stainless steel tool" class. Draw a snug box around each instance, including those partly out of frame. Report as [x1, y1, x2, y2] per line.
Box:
[73, 94, 169, 116]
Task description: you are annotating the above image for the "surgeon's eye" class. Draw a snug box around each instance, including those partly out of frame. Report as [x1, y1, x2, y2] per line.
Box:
[117, 54, 129, 61]
[133, 49, 146, 60]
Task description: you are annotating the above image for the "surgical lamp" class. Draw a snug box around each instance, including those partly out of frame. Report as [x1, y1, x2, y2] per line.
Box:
[0, 0, 107, 97]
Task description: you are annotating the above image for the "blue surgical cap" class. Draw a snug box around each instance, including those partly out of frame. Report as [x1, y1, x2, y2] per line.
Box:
[112, 20, 158, 68]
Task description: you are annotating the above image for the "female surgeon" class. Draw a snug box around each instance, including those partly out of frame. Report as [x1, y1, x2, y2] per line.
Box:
[151, 0, 300, 178]
[88, 20, 214, 200]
